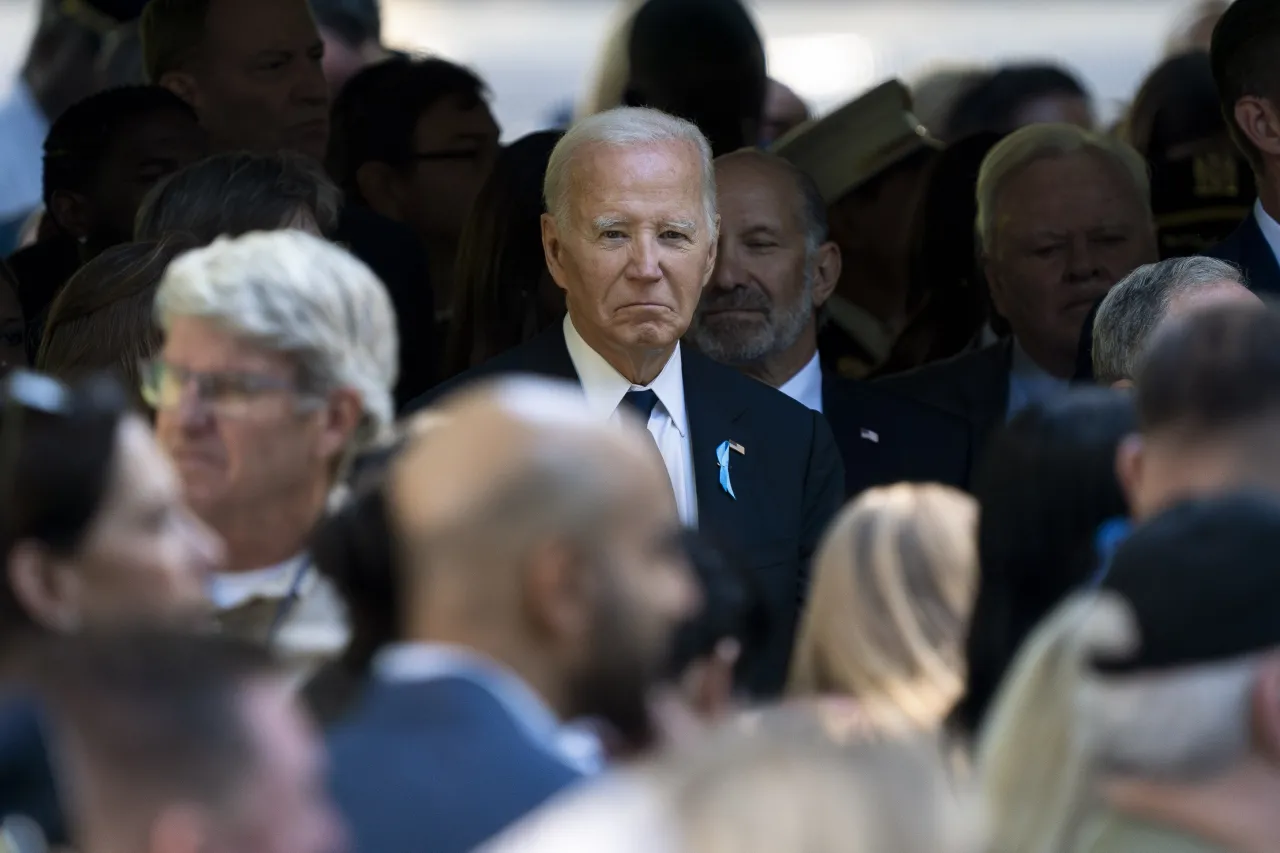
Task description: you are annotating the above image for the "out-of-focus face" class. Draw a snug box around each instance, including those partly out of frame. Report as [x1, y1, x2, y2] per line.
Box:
[760, 79, 809, 146]
[397, 95, 500, 246]
[89, 110, 208, 247]
[151, 317, 341, 536]
[44, 416, 223, 629]
[1009, 94, 1095, 132]
[542, 140, 718, 361]
[170, 0, 330, 161]
[213, 680, 346, 853]
[691, 155, 817, 366]
[568, 444, 699, 742]
[986, 150, 1157, 378]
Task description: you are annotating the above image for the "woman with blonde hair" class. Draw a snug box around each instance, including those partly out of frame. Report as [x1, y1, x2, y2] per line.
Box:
[787, 483, 979, 736]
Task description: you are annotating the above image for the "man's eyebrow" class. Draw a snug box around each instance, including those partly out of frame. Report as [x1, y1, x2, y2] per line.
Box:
[661, 219, 697, 231]
[592, 216, 625, 230]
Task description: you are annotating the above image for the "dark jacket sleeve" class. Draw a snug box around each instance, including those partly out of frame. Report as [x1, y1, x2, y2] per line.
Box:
[798, 409, 846, 605]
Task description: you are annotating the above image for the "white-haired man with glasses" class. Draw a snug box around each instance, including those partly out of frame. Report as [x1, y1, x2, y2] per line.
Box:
[144, 229, 399, 673]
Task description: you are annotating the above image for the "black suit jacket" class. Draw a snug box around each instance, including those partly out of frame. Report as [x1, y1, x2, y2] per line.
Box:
[823, 373, 972, 496]
[876, 339, 1013, 478]
[406, 326, 846, 696]
[1206, 210, 1280, 295]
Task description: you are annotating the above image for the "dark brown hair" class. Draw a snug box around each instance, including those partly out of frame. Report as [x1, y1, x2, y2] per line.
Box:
[37, 235, 195, 403]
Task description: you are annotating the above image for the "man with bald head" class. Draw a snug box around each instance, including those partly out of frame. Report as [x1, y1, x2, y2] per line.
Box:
[411, 107, 844, 697]
[328, 377, 699, 853]
[690, 148, 971, 494]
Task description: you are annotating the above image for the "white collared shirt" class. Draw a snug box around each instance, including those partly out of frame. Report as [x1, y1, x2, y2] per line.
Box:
[0, 80, 49, 221]
[777, 352, 824, 414]
[1254, 199, 1280, 269]
[209, 555, 350, 681]
[376, 643, 604, 775]
[1006, 337, 1070, 419]
[562, 314, 698, 527]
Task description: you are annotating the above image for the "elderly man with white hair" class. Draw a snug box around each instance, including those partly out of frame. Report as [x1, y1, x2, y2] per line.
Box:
[145, 229, 399, 672]
[881, 123, 1158, 464]
[1091, 256, 1261, 387]
[409, 105, 844, 697]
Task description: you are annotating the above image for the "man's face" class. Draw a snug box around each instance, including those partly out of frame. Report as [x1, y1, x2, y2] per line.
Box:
[89, 110, 208, 247]
[176, 0, 330, 161]
[986, 150, 1157, 377]
[395, 95, 500, 246]
[152, 317, 336, 536]
[690, 155, 815, 366]
[568, 448, 699, 742]
[542, 140, 718, 358]
[217, 680, 346, 853]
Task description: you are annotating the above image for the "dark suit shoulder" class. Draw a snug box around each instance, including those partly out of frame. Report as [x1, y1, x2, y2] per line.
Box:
[684, 348, 825, 429]
[402, 329, 564, 414]
[877, 341, 1008, 401]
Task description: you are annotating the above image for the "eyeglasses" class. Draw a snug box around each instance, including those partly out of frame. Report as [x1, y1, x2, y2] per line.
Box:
[139, 360, 320, 419]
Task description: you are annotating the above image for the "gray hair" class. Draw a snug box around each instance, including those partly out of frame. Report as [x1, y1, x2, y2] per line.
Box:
[154, 230, 399, 459]
[1092, 256, 1244, 383]
[976, 123, 1151, 254]
[544, 106, 717, 235]
[135, 151, 343, 243]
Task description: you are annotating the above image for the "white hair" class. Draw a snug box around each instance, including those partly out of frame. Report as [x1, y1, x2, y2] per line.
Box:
[1092, 256, 1244, 383]
[976, 123, 1152, 254]
[154, 230, 399, 454]
[544, 106, 718, 235]
[979, 591, 1258, 853]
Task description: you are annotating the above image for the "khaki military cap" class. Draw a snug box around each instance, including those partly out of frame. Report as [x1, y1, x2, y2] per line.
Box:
[771, 79, 941, 205]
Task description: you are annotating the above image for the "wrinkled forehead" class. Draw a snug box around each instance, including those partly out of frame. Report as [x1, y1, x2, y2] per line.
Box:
[565, 139, 711, 222]
[202, 0, 321, 55]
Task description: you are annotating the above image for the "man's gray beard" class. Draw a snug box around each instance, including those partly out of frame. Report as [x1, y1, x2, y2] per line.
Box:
[690, 270, 816, 368]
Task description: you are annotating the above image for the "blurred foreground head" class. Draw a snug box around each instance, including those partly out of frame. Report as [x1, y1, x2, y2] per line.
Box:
[33, 630, 344, 853]
[389, 377, 698, 740]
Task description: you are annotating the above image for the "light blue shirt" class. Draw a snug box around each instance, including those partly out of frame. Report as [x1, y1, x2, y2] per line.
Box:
[0, 80, 49, 222]
[375, 643, 605, 775]
[1006, 338, 1070, 420]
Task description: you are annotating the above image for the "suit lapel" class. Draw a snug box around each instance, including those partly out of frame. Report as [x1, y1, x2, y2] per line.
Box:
[518, 325, 581, 382]
[1240, 214, 1280, 295]
[681, 350, 751, 533]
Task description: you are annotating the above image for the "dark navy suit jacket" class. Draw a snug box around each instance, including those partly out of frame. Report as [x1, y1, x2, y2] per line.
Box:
[328, 677, 582, 853]
[1205, 208, 1280, 295]
[404, 325, 846, 696]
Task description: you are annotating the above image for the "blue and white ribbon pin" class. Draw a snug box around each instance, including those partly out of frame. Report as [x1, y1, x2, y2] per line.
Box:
[715, 440, 737, 500]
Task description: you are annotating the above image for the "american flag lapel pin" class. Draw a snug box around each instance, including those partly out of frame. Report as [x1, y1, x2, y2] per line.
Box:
[729, 440, 745, 455]
[860, 428, 879, 443]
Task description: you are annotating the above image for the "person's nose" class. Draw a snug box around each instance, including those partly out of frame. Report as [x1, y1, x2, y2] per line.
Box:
[709, 238, 744, 293]
[175, 382, 215, 432]
[1064, 234, 1105, 284]
[294, 58, 331, 108]
[627, 233, 663, 283]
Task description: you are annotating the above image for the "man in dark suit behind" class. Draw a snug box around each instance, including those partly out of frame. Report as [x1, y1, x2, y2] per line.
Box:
[688, 148, 971, 495]
[407, 107, 844, 696]
[331, 379, 699, 853]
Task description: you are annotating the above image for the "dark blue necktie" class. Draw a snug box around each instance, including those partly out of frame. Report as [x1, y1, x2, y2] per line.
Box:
[619, 389, 659, 423]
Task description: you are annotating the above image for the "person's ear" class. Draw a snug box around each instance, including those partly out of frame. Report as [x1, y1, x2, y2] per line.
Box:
[541, 213, 570, 295]
[1115, 433, 1144, 518]
[354, 163, 406, 223]
[7, 541, 82, 632]
[316, 387, 364, 465]
[158, 72, 201, 111]
[1252, 653, 1280, 761]
[1233, 96, 1280, 161]
[811, 241, 843, 309]
[47, 189, 94, 242]
[522, 538, 593, 645]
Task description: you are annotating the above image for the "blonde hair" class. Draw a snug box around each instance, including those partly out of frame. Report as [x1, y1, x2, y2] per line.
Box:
[976, 123, 1151, 253]
[979, 590, 1259, 853]
[787, 483, 979, 734]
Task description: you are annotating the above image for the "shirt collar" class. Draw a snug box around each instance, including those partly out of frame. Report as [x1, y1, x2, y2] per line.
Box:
[375, 642, 603, 774]
[1255, 199, 1280, 267]
[1009, 337, 1070, 386]
[207, 555, 312, 610]
[777, 352, 824, 413]
[562, 314, 688, 438]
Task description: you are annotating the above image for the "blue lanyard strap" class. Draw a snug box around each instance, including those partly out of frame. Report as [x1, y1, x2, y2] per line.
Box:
[1088, 517, 1131, 589]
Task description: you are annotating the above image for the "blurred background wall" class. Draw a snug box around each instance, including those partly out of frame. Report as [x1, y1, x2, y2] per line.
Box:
[0, 0, 1210, 141]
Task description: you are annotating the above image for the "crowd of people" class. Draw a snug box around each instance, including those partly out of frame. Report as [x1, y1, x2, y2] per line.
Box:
[2, 0, 1280, 850]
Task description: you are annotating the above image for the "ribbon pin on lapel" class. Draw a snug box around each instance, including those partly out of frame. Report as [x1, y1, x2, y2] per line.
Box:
[715, 440, 744, 500]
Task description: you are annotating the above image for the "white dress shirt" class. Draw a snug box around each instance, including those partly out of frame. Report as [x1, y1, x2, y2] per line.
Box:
[376, 643, 604, 775]
[0, 81, 49, 222]
[1254, 199, 1280, 269]
[208, 555, 350, 681]
[777, 352, 824, 413]
[1006, 338, 1070, 419]
[562, 314, 698, 527]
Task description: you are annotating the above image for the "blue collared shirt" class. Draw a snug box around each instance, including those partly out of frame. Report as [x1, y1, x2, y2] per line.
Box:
[375, 643, 605, 775]
[1006, 338, 1071, 420]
